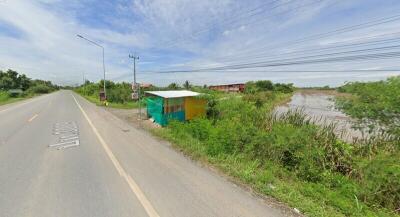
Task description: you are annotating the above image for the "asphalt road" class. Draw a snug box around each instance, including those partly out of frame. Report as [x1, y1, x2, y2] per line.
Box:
[0, 90, 289, 217]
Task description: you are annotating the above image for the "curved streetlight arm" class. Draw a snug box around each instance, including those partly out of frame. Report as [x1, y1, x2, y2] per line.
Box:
[77, 34, 107, 101]
[77, 34, 103, 48]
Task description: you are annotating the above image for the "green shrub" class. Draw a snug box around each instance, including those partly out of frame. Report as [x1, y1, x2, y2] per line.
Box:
[336, 76, 400, 139]
[161, 91, 398, 216]
[0, 91, 10, 101]
[359, 154, 400, 211]
[27, 84, 52, 94]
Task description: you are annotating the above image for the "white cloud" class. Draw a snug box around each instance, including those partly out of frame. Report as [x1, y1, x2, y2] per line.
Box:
[0, 0, 399, 86]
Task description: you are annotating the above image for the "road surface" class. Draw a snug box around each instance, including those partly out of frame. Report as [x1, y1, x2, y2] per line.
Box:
[0, 90, 290, 217]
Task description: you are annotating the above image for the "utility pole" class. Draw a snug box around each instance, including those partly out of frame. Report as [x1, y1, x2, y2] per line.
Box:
[129, 54, 141, 119]
[82, 72, 85, 94]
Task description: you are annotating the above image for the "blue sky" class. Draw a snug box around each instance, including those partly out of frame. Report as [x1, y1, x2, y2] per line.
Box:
[1, 0, 400, 86]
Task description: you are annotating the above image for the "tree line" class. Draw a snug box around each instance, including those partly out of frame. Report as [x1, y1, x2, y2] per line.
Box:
[0, 69, 58, 95]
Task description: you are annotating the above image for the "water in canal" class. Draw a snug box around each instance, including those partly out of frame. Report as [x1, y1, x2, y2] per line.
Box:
[275, 91, 364, 141]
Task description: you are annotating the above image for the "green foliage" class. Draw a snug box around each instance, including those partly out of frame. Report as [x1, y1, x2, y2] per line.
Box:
[107, 82, 132, 104]
[183, 80, 191, 89]
[0, 91, 10, 102]
[255, 80, 274, 90]
[27, 84, 52, 94]
[359, 154, 400, 212]
[274, 83, 295, 93]
[167, 82, 180, 90]
[75, 80, 143, 109]
[156, 89, 398, 217]
[245, 80, 294, 93]
[0, 69, 57, 101]
[337, 76, 400, 139]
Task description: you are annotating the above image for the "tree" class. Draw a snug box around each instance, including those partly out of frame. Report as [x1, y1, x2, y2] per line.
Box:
[168, 83, 180, 90]
[255, 80, 274, 91]
[18, 74, 31, 91]
[184, 80, 190, 89]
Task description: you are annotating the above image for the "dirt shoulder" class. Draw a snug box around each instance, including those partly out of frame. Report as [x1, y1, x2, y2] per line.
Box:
[104, 106, 303, 217]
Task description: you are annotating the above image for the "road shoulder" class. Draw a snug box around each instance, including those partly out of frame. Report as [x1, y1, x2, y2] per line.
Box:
[73, 92, 300, 217]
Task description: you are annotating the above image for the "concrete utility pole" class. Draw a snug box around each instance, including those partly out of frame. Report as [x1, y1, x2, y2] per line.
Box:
[129, 54, 139, 88]
[129, 54, 141, 119]
[77, 34, 107, 101]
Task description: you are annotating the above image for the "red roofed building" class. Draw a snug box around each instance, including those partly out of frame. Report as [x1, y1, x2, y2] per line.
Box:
[209, 83, 245, 93]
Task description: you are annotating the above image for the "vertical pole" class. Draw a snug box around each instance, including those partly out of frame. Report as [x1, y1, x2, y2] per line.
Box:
[82, 72, 85, 95]
[102, 47, 106, 100]
[133, 56, 136, 88]
[129, 54, 140, 120]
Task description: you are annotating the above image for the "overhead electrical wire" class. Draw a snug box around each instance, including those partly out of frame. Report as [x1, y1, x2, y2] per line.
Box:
[159, 0, 290, 47]
[215, 36, 400, 65]
[161, 0, 326, 48]
[116, 10, 400, 81]
[139, 50, 400, 74]
[215, 13, 400, 61]
[158, 0, 283, 46]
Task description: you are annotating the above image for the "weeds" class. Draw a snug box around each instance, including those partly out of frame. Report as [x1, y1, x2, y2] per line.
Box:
[156, 89, 399, 217]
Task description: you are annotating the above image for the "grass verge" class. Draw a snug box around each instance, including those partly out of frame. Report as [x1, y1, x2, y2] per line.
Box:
[149, 92, 398, 217]
[76, 92, 142, 109]
[0, 91, 38, 106]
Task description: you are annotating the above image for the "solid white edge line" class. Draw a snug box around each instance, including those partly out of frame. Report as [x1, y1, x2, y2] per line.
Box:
[71, 93, 160, 217]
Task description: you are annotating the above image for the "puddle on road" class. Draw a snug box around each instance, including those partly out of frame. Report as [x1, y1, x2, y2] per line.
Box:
[275, 92, 363, 141]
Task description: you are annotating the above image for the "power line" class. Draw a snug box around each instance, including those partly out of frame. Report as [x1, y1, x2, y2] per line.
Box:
[142, 51, 400, 74]
[215, 33, 400, 63]
[158, 0, 284, 47]
[215, 13, 400, 61]
[161, 0, 326, 48]
[215, 36, 400, 65]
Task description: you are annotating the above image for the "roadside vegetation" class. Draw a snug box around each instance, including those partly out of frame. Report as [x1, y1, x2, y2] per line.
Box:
[75, 79, 205, 109]
[76, 78, 399, 216]
[0, 69, 58, 105]
[75, 80, 144, 109]
[152, 80, 399, 217]
[336, 76, 400, 140]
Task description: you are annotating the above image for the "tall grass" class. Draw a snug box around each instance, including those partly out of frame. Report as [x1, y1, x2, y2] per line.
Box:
[0, 91, 10, 102]
[154, 92, 399, 217]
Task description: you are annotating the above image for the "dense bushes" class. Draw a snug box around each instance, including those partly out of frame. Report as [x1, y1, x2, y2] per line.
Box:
[0, 91, 10, 102]
[27, 84, 53, 94]
[359, 154, 400, 211]
[75, 80, 145, 109]
[337, 76, 400, 139]
[76, 81, 133, 104]
[245, 80, 294, 94]
[161, 90, 399, 216]
[0, 69, 58, 97]
[335, 77, 400, 213]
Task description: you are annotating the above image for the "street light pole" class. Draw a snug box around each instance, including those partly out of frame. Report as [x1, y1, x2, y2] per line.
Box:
[77, 34, 107, 101]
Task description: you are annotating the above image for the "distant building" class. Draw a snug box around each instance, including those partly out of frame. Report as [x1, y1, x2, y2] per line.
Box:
[145, 90, 207, 126]
[131, 83, 153, 89]
[209, 83, 245, 93]
[140, 83, 153, 88]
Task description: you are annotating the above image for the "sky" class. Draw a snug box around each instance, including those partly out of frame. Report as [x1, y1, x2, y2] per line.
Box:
[1, 0, 400, 87]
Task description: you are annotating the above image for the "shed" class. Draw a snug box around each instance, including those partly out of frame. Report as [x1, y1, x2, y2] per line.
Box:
[145, 90, 207, 126]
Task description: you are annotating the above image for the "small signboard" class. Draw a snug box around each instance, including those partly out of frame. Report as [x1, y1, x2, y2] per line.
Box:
[99, 91, 106, 101]
[132, 92, 139, 100]
[132, 82, 139, 90]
